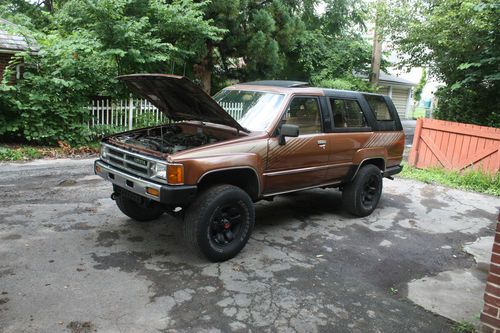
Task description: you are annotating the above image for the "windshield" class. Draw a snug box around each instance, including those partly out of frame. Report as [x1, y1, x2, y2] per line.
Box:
[213, 90, 285, 131]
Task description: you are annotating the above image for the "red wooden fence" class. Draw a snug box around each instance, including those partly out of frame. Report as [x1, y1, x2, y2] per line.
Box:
[408, 119, 500, 174]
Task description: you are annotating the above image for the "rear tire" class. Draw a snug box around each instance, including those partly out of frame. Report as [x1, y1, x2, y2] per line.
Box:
[115, 194, 164, 222]
[342, 164, 383, 217]
[183, 184, 255, 262]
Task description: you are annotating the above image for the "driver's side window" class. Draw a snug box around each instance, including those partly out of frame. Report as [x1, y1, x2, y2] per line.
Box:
[282, 97, 322, 135]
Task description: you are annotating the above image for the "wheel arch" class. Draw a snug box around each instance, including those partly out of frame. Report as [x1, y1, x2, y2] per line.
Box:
[350, 157, 386, 181]
[197, 167, 261, 200]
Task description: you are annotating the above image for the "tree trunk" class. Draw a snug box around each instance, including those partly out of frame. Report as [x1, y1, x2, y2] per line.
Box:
[193, 42, 213, 95]
[44, 0, 53, 13]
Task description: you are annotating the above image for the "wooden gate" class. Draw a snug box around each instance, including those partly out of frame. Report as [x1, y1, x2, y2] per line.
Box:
[408, 118, 500, 174]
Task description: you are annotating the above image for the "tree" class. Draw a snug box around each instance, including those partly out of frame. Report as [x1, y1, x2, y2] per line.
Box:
[383, 0, 500, 127]
[0, 0, 225, 144]
[414, 67, 426, 103]
[195, 0, 371, 94]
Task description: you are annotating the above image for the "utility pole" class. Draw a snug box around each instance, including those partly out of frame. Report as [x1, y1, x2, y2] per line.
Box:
[369, 2, 383, 87]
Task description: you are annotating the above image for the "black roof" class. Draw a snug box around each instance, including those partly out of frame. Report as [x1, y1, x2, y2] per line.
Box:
[238, 80, 310, 88]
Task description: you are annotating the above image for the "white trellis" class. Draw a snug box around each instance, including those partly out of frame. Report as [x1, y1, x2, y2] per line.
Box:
[89, 98, 244, 130]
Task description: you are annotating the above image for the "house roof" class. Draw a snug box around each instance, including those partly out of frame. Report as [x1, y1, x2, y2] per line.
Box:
[378, 72, 417, 87]
[357, 71, 417, 87]
[0, 18, 38, 53]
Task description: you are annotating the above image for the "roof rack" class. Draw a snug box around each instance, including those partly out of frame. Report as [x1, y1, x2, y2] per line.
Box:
[238, 80, 310, 88]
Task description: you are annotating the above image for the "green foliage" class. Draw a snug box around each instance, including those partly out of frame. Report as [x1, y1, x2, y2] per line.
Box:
[0, 0, 224, 145]
[0, 145, 42, 161]
[1, 0, 375, 145]
[414, 68, 426, 103]
[399, 163, 500, 197]
[205, 0, 372, 91]
[314, 76, 375, 92]
[383, 0, 500, 127]
[451, 321, 476, 333]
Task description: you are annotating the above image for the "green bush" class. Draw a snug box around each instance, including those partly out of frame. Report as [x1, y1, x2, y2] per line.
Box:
[0, 146, 42, 161]
[0, 32, 117, 145]
[434, 84, 500, 128]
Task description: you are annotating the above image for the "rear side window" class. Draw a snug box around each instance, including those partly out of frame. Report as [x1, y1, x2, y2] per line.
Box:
[329, 99, 367, 128]
[364, 95, 392, 121]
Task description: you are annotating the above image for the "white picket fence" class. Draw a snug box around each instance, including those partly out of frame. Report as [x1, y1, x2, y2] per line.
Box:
[89, 98, 244, 130]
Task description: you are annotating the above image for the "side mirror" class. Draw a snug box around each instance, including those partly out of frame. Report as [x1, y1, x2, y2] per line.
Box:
[279, 124, 299, 145]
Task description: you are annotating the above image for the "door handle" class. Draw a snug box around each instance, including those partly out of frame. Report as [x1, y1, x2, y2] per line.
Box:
[317, 140, 327, 149]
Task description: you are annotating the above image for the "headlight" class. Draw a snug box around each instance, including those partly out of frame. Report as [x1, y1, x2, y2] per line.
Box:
[100, 145, 107, 159]
[153, 162, 184, 185]
[153, 162, 167, 179]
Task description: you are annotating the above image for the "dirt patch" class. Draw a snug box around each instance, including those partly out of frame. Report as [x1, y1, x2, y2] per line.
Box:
[67, 321, 94, 333]
[58, 179, 78, 187]
[71, 223, 94, 230]
[96, 231, 120, 247]
[0, 298, 9, 305]
[1, 234, 22, 240]
[127, 236, 144, 242]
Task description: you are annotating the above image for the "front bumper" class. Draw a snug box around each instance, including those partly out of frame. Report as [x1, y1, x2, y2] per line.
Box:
[94, 160, 197, 205]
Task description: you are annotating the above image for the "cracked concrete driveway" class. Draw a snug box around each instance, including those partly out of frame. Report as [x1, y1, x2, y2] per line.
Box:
[0, 158, 498, 333]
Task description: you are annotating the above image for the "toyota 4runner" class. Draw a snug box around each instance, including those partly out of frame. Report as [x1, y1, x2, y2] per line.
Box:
[95, 74, 404, 261]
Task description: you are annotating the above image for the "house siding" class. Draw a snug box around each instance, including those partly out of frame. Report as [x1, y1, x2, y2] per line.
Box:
[391, 87, 410, 119]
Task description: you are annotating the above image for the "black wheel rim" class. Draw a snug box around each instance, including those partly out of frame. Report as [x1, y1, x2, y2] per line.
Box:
[361, 175, 380, 207]
[209, 202, 245, 247]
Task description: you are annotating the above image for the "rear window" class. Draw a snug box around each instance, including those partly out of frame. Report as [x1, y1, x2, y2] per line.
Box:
[329, 99, 367, 128]
[364, 95, 392, 121]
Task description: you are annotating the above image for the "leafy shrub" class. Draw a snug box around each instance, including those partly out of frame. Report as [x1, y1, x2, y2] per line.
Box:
[0, 31, 117, 145]
[314, 76, 375, 92]
[0, 146, 42, 161]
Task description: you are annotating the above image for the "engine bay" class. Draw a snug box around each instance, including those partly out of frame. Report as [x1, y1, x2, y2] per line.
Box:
[111, 125, 219, 154]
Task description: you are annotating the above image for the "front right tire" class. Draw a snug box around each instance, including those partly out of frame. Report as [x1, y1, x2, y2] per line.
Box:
[183, 184, 255, 262]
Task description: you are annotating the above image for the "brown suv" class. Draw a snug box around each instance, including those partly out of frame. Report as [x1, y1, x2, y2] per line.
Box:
[95, 74, 404, 261]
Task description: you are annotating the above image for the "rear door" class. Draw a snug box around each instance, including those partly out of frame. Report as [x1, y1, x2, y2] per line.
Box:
[263, 96, 331, 195]
[324, 96, 374, 181]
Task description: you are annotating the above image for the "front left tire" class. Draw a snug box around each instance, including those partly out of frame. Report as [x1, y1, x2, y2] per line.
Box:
[183, 184, 255, 262]
[115, 191, 164, 221]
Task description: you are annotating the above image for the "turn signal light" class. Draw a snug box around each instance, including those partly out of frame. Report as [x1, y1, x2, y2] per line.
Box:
[167, 164, 184, 185]
[146, 187, 160, 197]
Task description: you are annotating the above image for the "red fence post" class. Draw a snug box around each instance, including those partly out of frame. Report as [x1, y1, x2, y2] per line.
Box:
[408, 118, 423, 167]
[481, 211, 500, 333]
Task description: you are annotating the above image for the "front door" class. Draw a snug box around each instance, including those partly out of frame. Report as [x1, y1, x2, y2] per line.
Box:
[263, 96, 330, 195]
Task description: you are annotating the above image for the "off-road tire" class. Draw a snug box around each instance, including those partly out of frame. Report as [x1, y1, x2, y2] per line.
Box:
[115, 195, 164, 222]
[183, 184, 255, 262]
[342, 164, 383, 217]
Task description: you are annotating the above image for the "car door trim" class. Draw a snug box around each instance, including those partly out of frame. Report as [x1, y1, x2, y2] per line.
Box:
[263, 162, 351, 177]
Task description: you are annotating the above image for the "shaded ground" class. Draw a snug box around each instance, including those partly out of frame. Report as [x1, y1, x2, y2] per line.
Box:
[0, 158, 498, 333]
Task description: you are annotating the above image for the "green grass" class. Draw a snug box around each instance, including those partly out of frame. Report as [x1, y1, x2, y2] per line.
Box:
[411, 107, 427, 119]
[0, 146, 42, 161]
[451, 321, 476, 333]
[399, 162, 500, 196]
[0, 143, 100, 162]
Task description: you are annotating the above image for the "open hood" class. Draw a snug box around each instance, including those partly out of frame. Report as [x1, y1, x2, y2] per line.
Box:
[117, 74, 247, 132]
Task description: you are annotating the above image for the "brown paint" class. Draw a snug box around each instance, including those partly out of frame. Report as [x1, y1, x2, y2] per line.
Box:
[103, 81, 404, 199]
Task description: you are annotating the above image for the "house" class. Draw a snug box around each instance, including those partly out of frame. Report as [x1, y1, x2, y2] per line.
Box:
[0, 18, 38, 81]
[375, 72, 417, 120]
